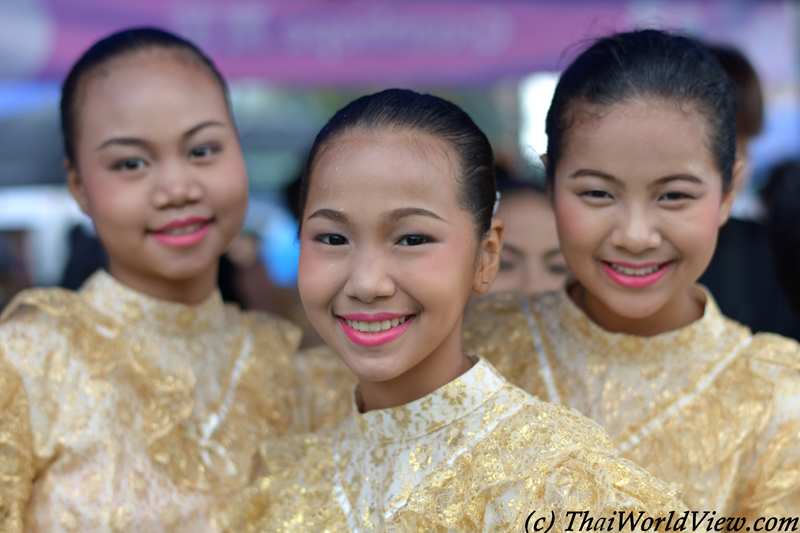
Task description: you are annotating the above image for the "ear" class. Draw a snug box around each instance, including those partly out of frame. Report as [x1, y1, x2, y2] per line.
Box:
[65, 159, 91, 216]
[472, 218, 504, 295]
[718, 157, 745, 227]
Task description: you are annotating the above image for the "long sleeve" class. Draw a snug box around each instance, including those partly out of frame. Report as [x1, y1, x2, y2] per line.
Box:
[0, 354, 32, 533]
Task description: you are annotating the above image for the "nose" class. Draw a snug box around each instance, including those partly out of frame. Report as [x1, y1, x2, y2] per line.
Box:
[610, 203, 662, 254]
[343, 249, 396, 303]
[151, 160, 204, 209]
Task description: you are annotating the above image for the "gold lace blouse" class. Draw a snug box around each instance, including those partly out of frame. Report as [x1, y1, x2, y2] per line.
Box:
[220, 357, 686, 532]
[0, 270, 308, 532]
[463, 285, 800, 517]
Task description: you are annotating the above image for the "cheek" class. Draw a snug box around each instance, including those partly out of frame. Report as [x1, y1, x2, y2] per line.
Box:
[81, 169, 146, 233]
[297, 244, 341, 312]
[208, 162, 249, 225]
[408, 237, 477, 301]
[553, 193, 602, 257]
[673, 197, 723, 264]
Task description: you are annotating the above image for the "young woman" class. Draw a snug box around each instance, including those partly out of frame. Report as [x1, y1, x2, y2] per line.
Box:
[464, 29, 800, 517]
[220, 89, 686, 532]
[490, 175, 569, 294]
[0, 28, 342, 531]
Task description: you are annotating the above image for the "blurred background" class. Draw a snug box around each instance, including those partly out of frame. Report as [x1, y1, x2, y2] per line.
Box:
[0, 0, 798, 340]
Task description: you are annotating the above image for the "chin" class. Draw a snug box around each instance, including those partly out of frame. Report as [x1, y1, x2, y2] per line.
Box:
[601, 290, 671, 321]
[336, 346, 408, 384]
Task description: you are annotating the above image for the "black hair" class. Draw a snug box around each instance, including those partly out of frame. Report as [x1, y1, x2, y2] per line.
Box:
[545, 29, 737, 192]
[702, 43, 764, 140]
[767, 160, 800, 320]
[60, 27, 229, 164]
[495, 165, 547, 198]
[298, 88, 496, 237]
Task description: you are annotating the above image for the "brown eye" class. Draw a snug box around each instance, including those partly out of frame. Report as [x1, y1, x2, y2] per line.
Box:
[399, 235, 428, 246]
[114, 158, 146, 171]
[190, 145, 218, 159]
[320, 234, 347, 245]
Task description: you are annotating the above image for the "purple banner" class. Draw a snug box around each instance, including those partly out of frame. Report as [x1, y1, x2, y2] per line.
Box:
[0, 0, 796, 86]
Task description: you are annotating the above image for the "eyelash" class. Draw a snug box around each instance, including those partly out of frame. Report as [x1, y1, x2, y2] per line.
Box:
[580, 190, 695, 202]
[318, 234, 347, 246]
[190, 144, 220, 159]
[113, 158, 146, 171]
[398, 235, 429, 246]
[315, 234, 431, 246]
[659, 192, 693, 201]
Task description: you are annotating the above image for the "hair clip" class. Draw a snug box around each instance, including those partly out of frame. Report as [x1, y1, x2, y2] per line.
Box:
[492, 191, 501, 216]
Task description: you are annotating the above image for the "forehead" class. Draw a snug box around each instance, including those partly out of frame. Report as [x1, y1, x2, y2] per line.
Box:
[306, 132, 462, 214]
[560, 100, 719, 181]
[76, 50, 229, 142]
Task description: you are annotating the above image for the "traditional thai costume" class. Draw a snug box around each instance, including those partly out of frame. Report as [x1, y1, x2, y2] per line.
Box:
[0, 270, 346, 532]
[463, 284, 800, 516]
[220, 357, 686, 532]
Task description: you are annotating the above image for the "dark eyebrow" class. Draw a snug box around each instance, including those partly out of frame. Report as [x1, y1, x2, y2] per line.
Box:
[569, 168, 619, 181]
[543, 248, 564, 260]
[384, 207, 446, 223]
[651, 174, 704, 186]
[96, 120, 225, 151]
[501, 243, 524, 258]
[307, 208, 350, 224]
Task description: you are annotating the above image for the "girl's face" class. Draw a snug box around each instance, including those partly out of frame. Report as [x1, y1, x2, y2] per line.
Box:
[491, 191, 568, 294]
[67, 49, 248, 303]
[298, 131, 501, 410]
[552, 100, 737, 335]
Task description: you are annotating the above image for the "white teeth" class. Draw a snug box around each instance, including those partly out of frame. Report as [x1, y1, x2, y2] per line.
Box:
[609, 263, 663, 276]
[162, 222, 203, 236]
[344, 316, 411, 333]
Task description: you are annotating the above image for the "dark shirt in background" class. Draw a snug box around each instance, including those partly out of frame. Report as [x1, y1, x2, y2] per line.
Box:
[700, 218, 800, 341]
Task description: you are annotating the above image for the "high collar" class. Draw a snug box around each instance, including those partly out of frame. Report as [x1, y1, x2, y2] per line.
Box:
[352, 356, 507, 443]
[78, 270, 226, 337]
[554, 279, 727, 364]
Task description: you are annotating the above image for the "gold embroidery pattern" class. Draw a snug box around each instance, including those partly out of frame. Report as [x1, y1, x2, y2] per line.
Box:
[0, 271, 302, 532]
[220, 359, 685, 532]
[463, 285, 800, 516]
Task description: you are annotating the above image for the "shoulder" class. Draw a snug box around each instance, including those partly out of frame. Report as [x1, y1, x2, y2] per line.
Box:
[0, 287, 100, 376]
[744, 331, 800, 371]
[489, 388, 616, 455]
[232, 307, 303, 357]
[290, 346, 355, 433]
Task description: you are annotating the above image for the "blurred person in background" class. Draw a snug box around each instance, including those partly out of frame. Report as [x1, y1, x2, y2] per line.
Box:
[0, 28, 344, 532]
[489, 167, 569, 294]
[765, 160, 800, 325]
[698, 44, 800, 340]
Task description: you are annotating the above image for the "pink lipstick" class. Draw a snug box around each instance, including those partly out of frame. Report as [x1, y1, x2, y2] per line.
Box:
[602, 261, 671, 288]
[338, 313, 415, 347]
[150, 217, 211, 248]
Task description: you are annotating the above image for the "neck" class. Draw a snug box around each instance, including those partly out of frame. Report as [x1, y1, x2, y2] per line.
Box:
[571, 283, 704, 337]
[107, 260, 219, 305]
[356, 322, 475, 412]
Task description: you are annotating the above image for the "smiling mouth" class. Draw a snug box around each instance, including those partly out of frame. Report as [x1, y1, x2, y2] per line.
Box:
[157, 222, 207, 236]
[604, 262, 670, 276]
[343, 315, 414, 333]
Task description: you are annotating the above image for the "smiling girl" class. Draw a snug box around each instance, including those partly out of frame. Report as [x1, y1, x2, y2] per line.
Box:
[0, 28, 319, 531]
[464, 30, 800, 516]
[220, 89, 686, 532]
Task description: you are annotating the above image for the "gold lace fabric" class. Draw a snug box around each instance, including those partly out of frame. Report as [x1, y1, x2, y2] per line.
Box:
[463, 285, 800, 516]
[0, 270, 303, 531]
[0, 353, 33, 533]
[219, 358, 686, 532]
